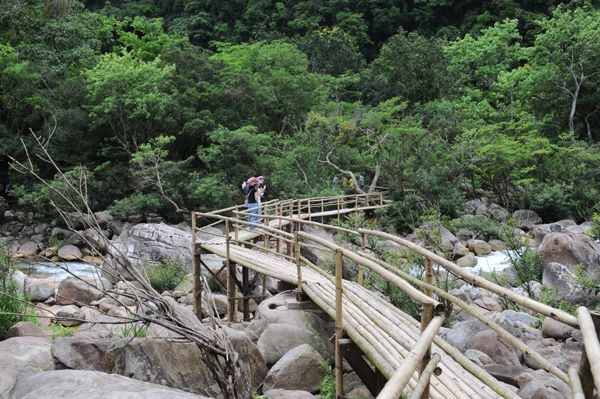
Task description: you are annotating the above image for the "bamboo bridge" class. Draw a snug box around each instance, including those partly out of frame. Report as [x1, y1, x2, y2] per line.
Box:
[190, 193, 600, 399]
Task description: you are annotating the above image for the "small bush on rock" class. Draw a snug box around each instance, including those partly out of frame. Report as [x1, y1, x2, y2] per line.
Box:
[0, 243, 31, 337]
[146, 259, 186, 293]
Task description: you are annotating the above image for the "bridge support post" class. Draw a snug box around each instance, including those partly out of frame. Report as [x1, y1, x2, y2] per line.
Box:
[335, 249, 344, 398]
[419, 258, 434, 399]
[357, 232, 366, 286]
[191, 212, 204, 320]
[242, 266, 250, 322]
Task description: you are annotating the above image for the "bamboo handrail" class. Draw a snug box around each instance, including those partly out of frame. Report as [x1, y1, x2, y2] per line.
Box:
[568, 366, 585, 399]
[577, 307, 600, 395]
[194, 212, 294, 240]
[358, 250, 570, 383]
[377, 316, 444, 399]
[359, 229, 579, 328]
[298, 231, 444, 312]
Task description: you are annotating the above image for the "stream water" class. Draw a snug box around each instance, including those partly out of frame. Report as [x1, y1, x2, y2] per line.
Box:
[467, 249, 521, 274]
[18, 261, 99, 280]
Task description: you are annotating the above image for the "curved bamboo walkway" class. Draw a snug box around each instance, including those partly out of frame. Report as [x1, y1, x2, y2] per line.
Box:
[203, 242, 501, 399]
[194, 194, 597, 399]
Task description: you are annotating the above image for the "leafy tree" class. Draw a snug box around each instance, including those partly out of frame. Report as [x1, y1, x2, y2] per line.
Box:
[531, 7, 600, 140]
[85, 52, 176, 154]
[210, 40, 325, 132]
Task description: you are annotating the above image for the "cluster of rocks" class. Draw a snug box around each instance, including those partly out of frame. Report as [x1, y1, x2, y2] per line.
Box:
[1, 290, 370, 399]
[1, 210, 171, 264]
[442, 283, 581, 398]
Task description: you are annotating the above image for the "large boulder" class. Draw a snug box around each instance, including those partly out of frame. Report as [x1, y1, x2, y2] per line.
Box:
[466, 330, 520, 366]
[26, 278, 58, 302]
[299, 225, 337, 266]
[0, 337, 54, 398]
[512, 210, 542, 230]
[517, 370, 570, 399]
[51, 335, 256, 398]
[466, 239, 492, 256]
[264, 389, 316, 399]
[56, 278, 104, 306]
[5, 322, 48, 338]
[8, 370, 209, 399]
[443, 319, 489, 351]
[263, 344, 326, 393]
[542, 263, 586, 302]
[541, 318, 575, 340]
[419, 222, 458, 253]
[538, 233, 600, 272]
[255, 292, 334, 365]
[103, 223, 198, 281]
[16, 241, 40, 258]
[58, 245, 83, 261]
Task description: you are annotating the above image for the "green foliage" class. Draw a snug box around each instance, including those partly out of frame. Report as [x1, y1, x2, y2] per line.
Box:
[0, 244, 32, 337]
[120, 323, 148, 338]
[146, 259, 186, 293]
[50, 323, 78, 339]
[537, 286, 577, 316]
[317, 361, 336, 399]
[590, 213, 600, 240]
[448, 216, 501, 241]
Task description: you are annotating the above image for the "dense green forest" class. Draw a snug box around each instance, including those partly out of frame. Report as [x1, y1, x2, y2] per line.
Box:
[1, 0, 600, 228]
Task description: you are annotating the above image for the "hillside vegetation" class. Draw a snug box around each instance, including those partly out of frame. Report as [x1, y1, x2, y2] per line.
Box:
[1, 0, 600, 228]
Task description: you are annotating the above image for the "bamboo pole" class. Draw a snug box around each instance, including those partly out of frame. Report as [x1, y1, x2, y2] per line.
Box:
[378, 316, 444, 399]
[295, 232, 303, 294]
[358, 229, 579, 328]
[409, 354, 442, 399]
[335, 250, 344, 398]
[420, 257, 434, 399]
[568, 366, 585, 399]
[358, 250, 570, 384]
[298, 231, 443, 311]
[191, 212, 203, 319]
[225, 220, 236, 322]
[357, 232, 366, 285]
[577, 306, 600, 396]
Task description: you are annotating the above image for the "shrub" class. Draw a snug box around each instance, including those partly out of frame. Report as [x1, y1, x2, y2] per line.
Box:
[50, 323, 78, 339]
[0, 244, 31, 337]
[120, 323, 148, 338]
[447, 215, 500, 240]
[146, 259, 186, 293]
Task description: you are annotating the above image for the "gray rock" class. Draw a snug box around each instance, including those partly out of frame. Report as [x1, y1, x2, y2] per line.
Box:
[17, 241, 40, 257]
[8, 370, 209, 399]
[26, 278, 57, 302]
[465, 349, 494, 367]
[56, 305, 86, 327]
[443, 319, 489, 351]
[483, 364, 529, 387]
[538, 232, 600, 272]
[466, 330, 520, 366]
[56, 278, 103, 306]
[11, 270, 27, 292]
[57, 244, 83, 261]
[541, 318, 575, 340]
[5, 322, 47, 338]
[542, 263, 585, 301]
[466, 239, 492, 256]
[263, 389, 316, 399]
[531, 224, 564, 247]
[104, 223, 195, 281]
[517, 369, 570, 399]
[512, 210, 542, 230]
[94, 211, 114, 227]
[0, 337, 54, 398]
[300, 225, 337, 266]
[453, 242, 470, 258]
[457, 253, 477, 267]
[263, 344, 326, 393]
[257, 324, 325, 366]
[225, 326, 268, 391]
[419, 222, 458, 252]
[488, 239, 507, 251]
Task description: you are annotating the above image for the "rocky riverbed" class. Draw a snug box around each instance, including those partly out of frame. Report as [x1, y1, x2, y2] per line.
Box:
[1, 198, 600, 399]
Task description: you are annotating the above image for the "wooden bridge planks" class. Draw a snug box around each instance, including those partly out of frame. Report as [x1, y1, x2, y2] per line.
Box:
[200, 241, 506, 399]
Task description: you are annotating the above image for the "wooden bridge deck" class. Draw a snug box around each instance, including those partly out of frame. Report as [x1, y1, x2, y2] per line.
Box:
[198, 211, 504, 399]
[194, 196, 600, 399]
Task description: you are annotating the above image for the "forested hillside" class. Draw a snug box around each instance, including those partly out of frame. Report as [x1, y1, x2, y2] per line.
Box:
[1, 0, 600, 228]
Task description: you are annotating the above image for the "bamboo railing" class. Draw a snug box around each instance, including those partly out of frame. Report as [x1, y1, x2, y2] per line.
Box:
[191, 192, 600, 399]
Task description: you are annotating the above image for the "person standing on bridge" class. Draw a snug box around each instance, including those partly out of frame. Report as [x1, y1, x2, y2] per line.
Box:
[246, 176, 266, 230]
